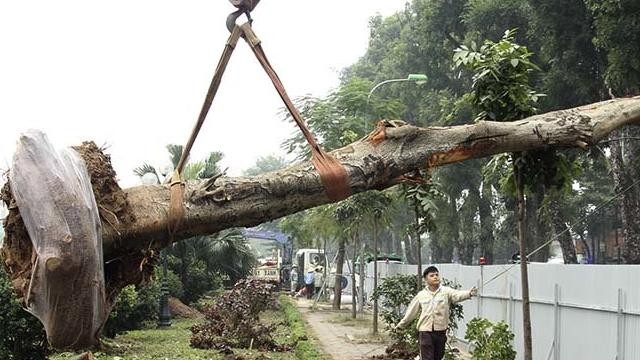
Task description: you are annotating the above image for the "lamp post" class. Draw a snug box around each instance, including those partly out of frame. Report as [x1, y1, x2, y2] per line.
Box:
[365, 74, 427, 130]
[157, 251, 172, 327]
[141, 171, 172, 327]
[367, 73, 428, 102]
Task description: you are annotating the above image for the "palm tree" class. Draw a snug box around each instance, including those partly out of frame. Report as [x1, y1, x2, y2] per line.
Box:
[133, 145, 256, 302]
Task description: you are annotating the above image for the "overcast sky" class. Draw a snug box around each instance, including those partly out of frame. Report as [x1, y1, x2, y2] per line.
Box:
[0, 1, 406, 187]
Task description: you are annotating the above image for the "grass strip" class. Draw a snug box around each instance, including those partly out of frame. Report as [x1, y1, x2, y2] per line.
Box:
[279, 295, 325, 360]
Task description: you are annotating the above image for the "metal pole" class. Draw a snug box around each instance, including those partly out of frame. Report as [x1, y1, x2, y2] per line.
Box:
[478, 264, 484, 317]
[554, 284, 560, 360]
[477, 279, 482, 318]
[616, 288, 624, 360]
[157, 250, 172, 327]
[508, 282, 514, 330]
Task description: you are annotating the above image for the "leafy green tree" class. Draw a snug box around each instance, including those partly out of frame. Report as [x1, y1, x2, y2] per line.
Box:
[403, 170, 441, 280]
[464, 0, 533, 45]
[333, 197, 365, 311]
[282, 76, 403, 160]
[455, 29, 543, 359]
[585, 0, 640, 96]
[585, 0, 640, 264]
[243, 154, 288, 176]
[528, 0, 605, 110]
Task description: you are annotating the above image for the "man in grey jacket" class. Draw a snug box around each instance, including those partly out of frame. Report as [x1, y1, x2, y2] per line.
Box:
[396, 266, 477, 360]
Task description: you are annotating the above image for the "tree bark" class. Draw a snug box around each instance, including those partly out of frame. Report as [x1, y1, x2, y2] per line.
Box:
[515, 160, 533, 360]
[478, 182, 495, 264]
[527, 182, 549, 262]
[358, 242, 365, 313]
[332, 236, 346, 310]
[548, 190, 578, 263]
[414, 210, 423, 288]
[616, 127, 640, 263]
[351, 232, 358, 319]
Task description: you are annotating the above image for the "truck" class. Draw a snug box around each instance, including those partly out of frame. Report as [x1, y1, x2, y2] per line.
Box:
[244, 228, 292, 285]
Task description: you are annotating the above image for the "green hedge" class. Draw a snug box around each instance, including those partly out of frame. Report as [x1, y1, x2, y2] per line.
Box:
[0, 267, 48, 360]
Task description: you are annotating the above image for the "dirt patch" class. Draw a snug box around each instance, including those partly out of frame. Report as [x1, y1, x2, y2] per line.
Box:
[71, 142, 135, 229]
[0, 179, 33, 300]
[169, 296, 202, 319]
[370, 341, 416, 359]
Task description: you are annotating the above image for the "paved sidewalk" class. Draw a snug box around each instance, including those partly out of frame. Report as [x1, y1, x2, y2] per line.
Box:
[294, 298, 389, 360]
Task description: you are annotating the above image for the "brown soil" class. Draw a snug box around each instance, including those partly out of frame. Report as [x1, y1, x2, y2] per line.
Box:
[168, 296, 202, 319]
[370, 341, 417, 359]
[71, 142, 135, 228]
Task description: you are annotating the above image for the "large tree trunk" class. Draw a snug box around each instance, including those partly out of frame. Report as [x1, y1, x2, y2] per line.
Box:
[527, 182, 549, 262]
[80, 97, 637, 259]
[414, 210, 423, 288]
[2, 97, 640, 349]
[548, 190, 578, 263]
[610, 127, 640, 263]
[478, 181, 495, 264]
[621, 127, 640, 263]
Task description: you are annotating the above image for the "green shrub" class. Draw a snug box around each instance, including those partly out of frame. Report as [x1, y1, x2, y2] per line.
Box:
[103, 281, 161, 338]
[465, 317, 516, 360]
[166, 256, 223, 304]
[0, 267, 49, 359]
[154, 265, 184, 299]
[371, 274, 464, 359]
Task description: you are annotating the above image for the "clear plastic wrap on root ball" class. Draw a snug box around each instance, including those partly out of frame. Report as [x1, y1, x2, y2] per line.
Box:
[9, 130, 107, 349]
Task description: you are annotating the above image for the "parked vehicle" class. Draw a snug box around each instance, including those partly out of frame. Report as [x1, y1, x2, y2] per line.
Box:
[244, 229, 291, 285]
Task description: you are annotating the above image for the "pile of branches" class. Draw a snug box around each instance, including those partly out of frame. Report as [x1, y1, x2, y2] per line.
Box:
[190, 279, 291, 353]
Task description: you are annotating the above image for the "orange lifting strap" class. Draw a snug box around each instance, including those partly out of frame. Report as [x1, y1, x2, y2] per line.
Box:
[167, 5, 351, 236]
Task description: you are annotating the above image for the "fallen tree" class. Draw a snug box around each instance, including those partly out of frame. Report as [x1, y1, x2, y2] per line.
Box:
[2, 96, 640, 349]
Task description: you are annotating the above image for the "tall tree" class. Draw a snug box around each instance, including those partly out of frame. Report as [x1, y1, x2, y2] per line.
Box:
[586, 0, 640, 263]
[455, 29, 545, 359]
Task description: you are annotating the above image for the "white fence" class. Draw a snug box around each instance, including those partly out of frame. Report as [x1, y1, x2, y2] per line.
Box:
[364, 262, 640, 360]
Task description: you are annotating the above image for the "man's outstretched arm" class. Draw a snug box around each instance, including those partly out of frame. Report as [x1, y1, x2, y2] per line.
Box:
[396, 295, 421, 329]
[449, 286, 477, 303]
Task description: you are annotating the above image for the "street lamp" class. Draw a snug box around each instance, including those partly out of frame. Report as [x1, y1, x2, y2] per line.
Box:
[365, 74, 427, 131]
[157, 251, 172, 327]
[367, 73, 428, 102]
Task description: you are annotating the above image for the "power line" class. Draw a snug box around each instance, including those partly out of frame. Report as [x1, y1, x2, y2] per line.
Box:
[482, 176, 640, 287]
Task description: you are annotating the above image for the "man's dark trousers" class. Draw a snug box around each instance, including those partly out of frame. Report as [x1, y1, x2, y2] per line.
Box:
[419, 331, 447, 360]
